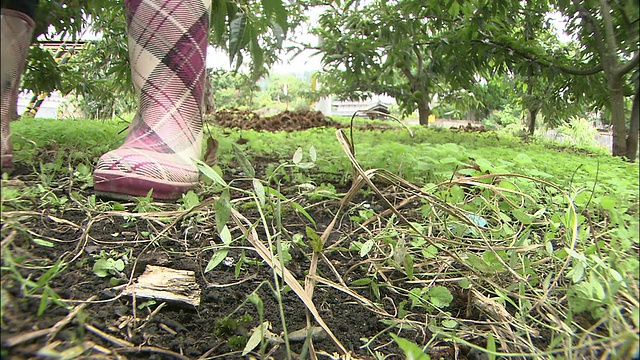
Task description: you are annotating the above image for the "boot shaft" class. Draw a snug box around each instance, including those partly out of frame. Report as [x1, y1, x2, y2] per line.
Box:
[123, 0, 211, 155]
[125, 0, 211, 107]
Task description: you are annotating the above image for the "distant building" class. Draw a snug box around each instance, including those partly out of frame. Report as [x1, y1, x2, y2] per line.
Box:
[365, 103, 390, 120]
[315, 94, 394, 118]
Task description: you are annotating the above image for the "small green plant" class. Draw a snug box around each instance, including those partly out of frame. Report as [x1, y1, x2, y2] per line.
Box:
[306, 182, 339, 201]
[177, 190, 201, 211]
[35, 184, 69, 210]
[350, 207, 375, 223]
[214, 314, 253, 351]
[390, 334, 430, 360]
[350, 277, 381, 300]
[408, 285, 454, 311]
[72, 162, 93, 189]
[132, 189, 159, 213]
[36, 156, 65, 187]
[0, 184, 35, 211]
[92, 249, 130, 285]
[137, 299, 157, 310]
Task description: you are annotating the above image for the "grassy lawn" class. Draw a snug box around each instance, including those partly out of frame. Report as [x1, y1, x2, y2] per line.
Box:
[1, 116, 638, 359]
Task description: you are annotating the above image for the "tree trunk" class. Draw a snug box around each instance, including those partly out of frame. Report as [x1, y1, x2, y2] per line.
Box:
[527, 108, 539, 135]
[609, 76, 627, 157]
[418, 99, 431, 126]
[626, 84, 639, 161]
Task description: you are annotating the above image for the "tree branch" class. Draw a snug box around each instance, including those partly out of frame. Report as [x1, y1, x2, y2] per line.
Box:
[598, 0, 621, 68]
[571, 0, 611, 72]
[413, 45, 423, 80]
[472, 38, 604, 75]
[400, 67, 415, 85]
[615, 51, 640, 77]
[612, 0, 632, 34]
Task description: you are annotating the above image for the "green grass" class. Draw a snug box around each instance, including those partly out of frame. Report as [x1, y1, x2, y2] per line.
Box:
[217, 123, 637, 200]
[10, 117, 126, 165]
[12, 117, 635, 200]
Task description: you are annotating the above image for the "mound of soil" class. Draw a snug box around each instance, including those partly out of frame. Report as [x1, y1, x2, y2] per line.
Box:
[210, 109, 344, 132]
[455, 123, 487, 133]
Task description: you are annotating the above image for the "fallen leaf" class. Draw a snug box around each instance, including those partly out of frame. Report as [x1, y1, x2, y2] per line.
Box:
[204, 136, 219, 167]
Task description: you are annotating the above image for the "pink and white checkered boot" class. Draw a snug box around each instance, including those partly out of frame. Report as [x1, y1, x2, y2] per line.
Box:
[94, 0, 211, 200]
[1, 9, 35, 171]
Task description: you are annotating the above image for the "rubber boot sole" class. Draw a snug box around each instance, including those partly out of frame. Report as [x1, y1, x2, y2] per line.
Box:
[93, 170, 196, 201]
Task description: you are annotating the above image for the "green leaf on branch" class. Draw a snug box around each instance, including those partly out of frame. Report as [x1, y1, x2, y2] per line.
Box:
[229, 12, 247, 65]
[261, 0, 288, 31]
[210, 0, 228, 44]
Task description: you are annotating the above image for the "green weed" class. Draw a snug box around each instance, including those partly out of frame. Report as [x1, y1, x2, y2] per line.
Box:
[91, 249, 130, 285]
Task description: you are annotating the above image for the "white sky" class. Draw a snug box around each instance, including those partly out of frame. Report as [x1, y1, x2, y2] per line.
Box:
[206, 45, 323, 74]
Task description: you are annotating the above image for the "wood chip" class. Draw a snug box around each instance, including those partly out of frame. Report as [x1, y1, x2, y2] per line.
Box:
[123, 265, 200, 307]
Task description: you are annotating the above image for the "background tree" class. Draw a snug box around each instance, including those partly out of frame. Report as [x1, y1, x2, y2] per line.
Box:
[560, 0, 639, 159]
[313, 1, 460, 125]
[312, 1, 547, 125]
[435, 74, 513, 122]
[259, 74, 308, 106]
[483, 0, 639, 159]
[312, 0, 638, 159]
[510, 2, 594, 135]
[208, 69, 258, 109]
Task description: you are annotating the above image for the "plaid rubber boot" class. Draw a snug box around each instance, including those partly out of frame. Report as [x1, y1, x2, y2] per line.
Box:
[1, 9, 35, 171]
[94, 0, 211, 200]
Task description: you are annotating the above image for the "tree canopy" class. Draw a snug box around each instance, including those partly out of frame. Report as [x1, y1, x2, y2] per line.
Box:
[310, 0, 638, 159]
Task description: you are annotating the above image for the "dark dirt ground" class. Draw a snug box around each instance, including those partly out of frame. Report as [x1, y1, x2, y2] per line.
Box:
[1, 110, 488, 360]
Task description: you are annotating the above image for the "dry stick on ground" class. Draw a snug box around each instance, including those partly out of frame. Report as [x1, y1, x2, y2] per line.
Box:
[3, 329, 53, 348]
[114, 346, 191, 360]
[229, 207, 350, 356]
[0, 229, 17, 251]
[85, 323, 134, 348]
[46, 295, 97, 343]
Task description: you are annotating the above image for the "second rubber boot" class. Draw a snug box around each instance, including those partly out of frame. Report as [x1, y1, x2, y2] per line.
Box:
[1, 9, 35, 171]
[93, 0, 211, 200]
